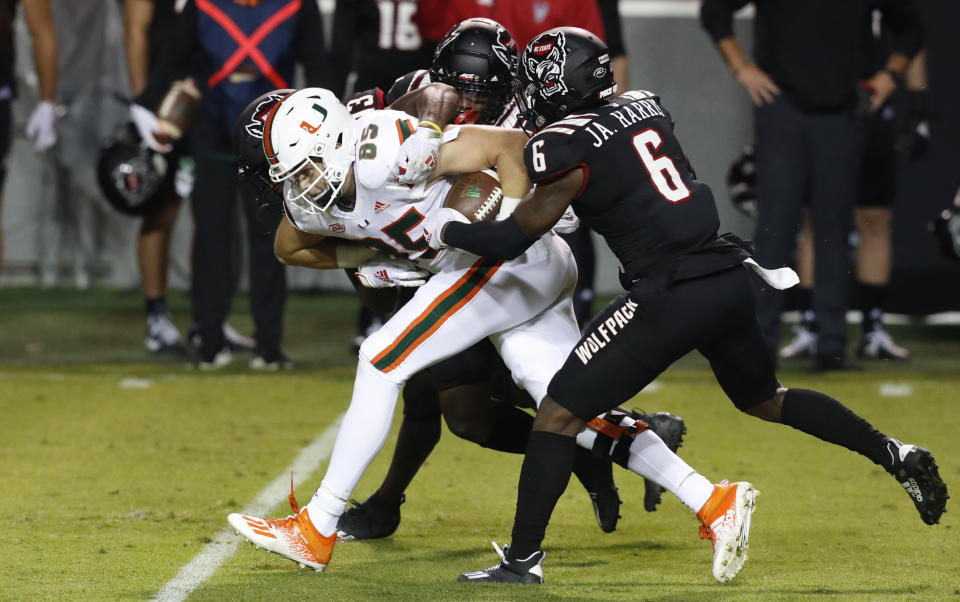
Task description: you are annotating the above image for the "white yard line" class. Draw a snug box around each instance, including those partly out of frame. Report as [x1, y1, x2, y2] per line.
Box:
[879, 383, 913, 397]
[152, 415, 344, 602]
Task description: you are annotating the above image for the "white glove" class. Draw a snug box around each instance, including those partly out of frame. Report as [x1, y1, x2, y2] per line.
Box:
[392, 121, 443, 185]
[130, 103, 172, 153]
[551, 205, 581, 234]
[355, 257, 430, 288]
[422, 207, 470, 251]
[25, 100, 57, 151]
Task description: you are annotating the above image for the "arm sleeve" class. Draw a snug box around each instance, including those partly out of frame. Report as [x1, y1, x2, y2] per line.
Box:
[326, 0, 358, 96]
[596, 0, 625, 57]
[295, 0, 329, 88]
[699, 0, 750, 43]
[136, 1, 198, 109]
[443, 215, 537, 260]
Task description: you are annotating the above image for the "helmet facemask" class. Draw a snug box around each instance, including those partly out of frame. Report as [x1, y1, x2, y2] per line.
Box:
[264, 88, 357, 214]
[430, 18, 518, 125]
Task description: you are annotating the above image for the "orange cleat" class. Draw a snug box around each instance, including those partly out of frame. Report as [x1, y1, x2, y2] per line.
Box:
[696, 479, 759, 583]
[228, 482, 336, 571]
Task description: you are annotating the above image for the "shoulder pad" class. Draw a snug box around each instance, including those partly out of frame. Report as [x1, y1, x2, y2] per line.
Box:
[524, 127, 581, 183]
[345, 88, 386, 117]
[353, 109, 418, 189]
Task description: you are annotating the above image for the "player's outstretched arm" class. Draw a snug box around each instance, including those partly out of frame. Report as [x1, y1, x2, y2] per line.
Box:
[274, 216, 376, 269]
[437, 169, 583, 260]
[431, 126, 530, 199]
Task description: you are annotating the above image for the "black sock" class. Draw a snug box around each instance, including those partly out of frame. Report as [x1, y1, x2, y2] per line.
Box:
[508, 431, 576, 561]
[480, 403, 534, 454]
[781, 388, 892, 470]
[858, 282, 886, 333]
[572, 446, 615, 493]
[145, 297, 167, 316]
[796, 287, 817, 330]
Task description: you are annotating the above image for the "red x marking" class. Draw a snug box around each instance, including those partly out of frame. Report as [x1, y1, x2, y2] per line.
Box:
[196, 0, 300, 89]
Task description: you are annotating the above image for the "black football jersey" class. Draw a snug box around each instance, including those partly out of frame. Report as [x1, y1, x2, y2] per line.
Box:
[524, 90, 721, 282]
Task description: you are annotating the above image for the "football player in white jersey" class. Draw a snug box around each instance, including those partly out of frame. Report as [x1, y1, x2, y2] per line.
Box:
[227, 85, 755, 579]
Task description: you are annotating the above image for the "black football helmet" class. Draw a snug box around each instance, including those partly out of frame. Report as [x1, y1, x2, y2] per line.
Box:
[429, 18, 518, 124]
[233, 89, 294, 207]
[727, 145, 758, 219]
[96, 123, 168, 216]
[515, 27, 617, 133]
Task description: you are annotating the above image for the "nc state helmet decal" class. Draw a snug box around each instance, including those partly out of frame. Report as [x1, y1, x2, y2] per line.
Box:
[525, 31, 568, 97]
[245, 92, 288, 139]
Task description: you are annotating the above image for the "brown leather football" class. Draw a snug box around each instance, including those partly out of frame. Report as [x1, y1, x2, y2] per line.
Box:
[155, 79, 202, 144]
[443, 170, 503, 222]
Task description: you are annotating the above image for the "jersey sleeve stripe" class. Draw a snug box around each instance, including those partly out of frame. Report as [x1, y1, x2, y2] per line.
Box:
[396, 119, 415, 143]
[370, 258, 502, 372]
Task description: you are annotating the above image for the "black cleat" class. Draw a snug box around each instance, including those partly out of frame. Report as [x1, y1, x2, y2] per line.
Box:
[336, 494, 404, 540]
[588, 485, 621, 533]
[634, 410, 687, 511]
[458, 543, 545, 584]
[887, 440, 949, 525]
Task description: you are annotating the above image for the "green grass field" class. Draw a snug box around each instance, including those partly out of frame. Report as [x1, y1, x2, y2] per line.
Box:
[1, 288, 958, 601]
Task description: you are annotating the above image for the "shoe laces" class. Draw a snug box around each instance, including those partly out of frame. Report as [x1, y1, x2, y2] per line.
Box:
[288, 471, 300, 514]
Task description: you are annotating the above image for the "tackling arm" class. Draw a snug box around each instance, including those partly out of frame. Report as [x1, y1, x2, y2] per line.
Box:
[431, 125, 530, 198]
[440, 169, 583, 260]
[388, 82, 460, 127]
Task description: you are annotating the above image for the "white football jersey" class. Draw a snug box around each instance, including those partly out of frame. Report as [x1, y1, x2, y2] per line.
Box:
[283, 109, 463, 273]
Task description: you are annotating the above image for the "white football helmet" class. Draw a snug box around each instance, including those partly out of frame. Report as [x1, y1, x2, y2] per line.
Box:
[263, 88, 358, 213]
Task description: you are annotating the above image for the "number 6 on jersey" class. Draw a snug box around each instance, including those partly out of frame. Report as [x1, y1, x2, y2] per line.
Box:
[632, 128, 691, 203]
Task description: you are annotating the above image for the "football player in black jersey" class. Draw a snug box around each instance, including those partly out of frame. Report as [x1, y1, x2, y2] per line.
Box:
[428, 27, 948, 584]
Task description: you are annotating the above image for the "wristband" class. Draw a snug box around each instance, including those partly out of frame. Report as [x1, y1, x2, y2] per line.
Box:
[335, 244, 378, 268]
[418, 120, 442, 133]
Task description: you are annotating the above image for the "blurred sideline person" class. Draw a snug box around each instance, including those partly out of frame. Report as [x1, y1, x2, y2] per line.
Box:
[123, 0, 188, 354]
[227, 85, 750, 581]
[0, 0, 57, 277]
[782, 35, 929, 364]
[328, 0, 435, 97]
[701, 0, 921, 371]
[415, 0, 606, 49]
[137, 0, 329, 369]
[429, 28, 947, 584]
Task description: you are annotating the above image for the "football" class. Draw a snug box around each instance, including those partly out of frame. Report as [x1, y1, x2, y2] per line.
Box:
[443, 170, 503, 222]
[155, 79, 202, 144]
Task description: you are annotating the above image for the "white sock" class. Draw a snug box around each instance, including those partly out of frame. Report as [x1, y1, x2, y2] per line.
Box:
[627, 430, 714, 512]
[306, 359, 401, 536]
[576, 426, 714, 513]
